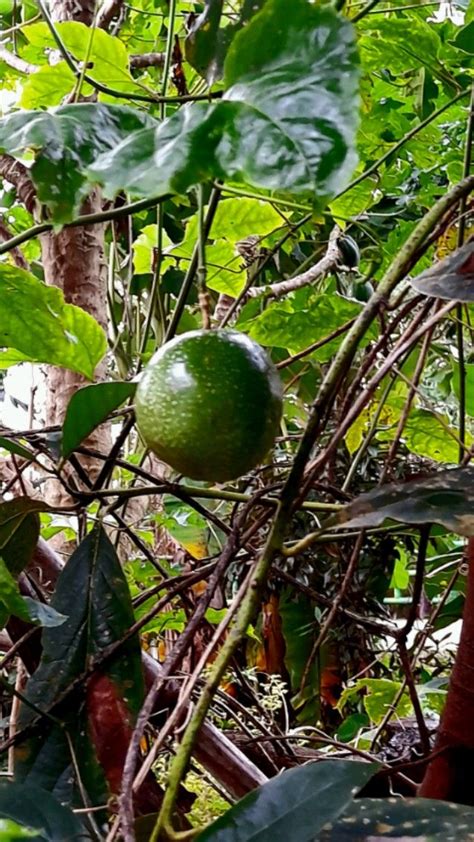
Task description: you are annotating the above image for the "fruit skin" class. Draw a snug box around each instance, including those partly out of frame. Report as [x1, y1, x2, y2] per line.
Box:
[135, 329, 283, 482]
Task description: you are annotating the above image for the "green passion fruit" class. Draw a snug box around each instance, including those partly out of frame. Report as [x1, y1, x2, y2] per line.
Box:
[135, 329, 283, 482]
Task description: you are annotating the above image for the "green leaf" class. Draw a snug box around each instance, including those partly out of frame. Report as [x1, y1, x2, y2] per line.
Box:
[358, 16, 442, 74]
[238, 292, 375, 361]
[320, 797, 474, 840]
[401, 408, 470, 464]
[338, 678, 412, 726]
[390, 552, 410, 590]
[336, 713, 369, 743]
[22, 597, 67, 628]
[331, 467, 474, 537]
[204, 240, 247, 296]
[210, 198, 283, 243]
[0, 265, 106, 378]
[19, 63, 76, 109]
[88, 1, 359, 204]
[454, 19, 474, 53]
[61, 381, 136, 458]
[452, 361, 474, 416]
[0, 497, 43, 577]
[132, 224, 174, 274]
[0, 103, 156, 222]
[0, 781, 87, 841]
[0, 819, 37, 840]
[0, 349, 34, 368]
[16, 526, 145, 809]
[328, 176, 376, 224]
[0, 436, 35, 462]
[279, 591, 320, 724]
[197, 760, 378, 841]
[20, 22, 147, 106]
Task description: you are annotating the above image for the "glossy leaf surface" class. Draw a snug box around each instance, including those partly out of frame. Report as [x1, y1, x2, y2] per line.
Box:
[0, 103, 156, 221]
[320, 797, 474, 839]
[61, 381, 136, 458]
[89, 0, 359, 204]
[197, 760, 378, 841]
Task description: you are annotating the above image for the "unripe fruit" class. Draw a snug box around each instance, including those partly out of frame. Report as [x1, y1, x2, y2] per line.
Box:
[135, 329, 283, 482]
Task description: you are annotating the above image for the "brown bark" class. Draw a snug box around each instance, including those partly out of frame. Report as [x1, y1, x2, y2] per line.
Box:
[49, 0, 96, 23]
[0, 156, 36, 215]
[419, 537, 474, 803]
[0, 221, 30, 270]
[97, 0, 123, 30]
[40, 0, 112, 505]
[41, 190, 111, 505]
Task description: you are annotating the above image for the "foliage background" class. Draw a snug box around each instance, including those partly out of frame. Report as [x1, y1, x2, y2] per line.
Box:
[0, 0, 474, 839]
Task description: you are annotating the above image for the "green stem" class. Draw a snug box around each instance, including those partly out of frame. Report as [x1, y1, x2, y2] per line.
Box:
[71, 3, 98, 103]
[197, 184, 210, 329]
[165, 186, 222, 340]
[218, 183, 313, 213]
[160, 0, 177, 105]
[0, 195, 171, 256]
[151, 175, 474, 839]
[82, 481, 342, 511]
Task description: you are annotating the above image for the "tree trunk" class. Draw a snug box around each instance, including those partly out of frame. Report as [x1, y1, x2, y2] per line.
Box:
[41, 0, 111, 506]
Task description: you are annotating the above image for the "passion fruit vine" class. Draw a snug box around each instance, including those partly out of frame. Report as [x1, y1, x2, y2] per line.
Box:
[135, 329, 283, 482]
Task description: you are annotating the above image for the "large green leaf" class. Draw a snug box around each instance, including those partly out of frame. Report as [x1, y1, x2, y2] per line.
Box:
[209, 198, 284, 243]
[197, 760, 378, 841]
[0, 782, 88, 842]
[0, 265, 106, 378]
[453, 19, 474, 54]
[358, 16, 442, 75]
[88, 0, 359, 203]
[319, 797, 474, 839]
[19, 22, 147, 108]
[238, 292, 375, 361]
[0, 103, 156, 222]
[330, 467, 474, 537]
[338, 678, 412, 726]
[61, 381, 136, 458]
[15, 526, 145, 809]
[377, 407, 472, 465]
[402, 409, 472, 464]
